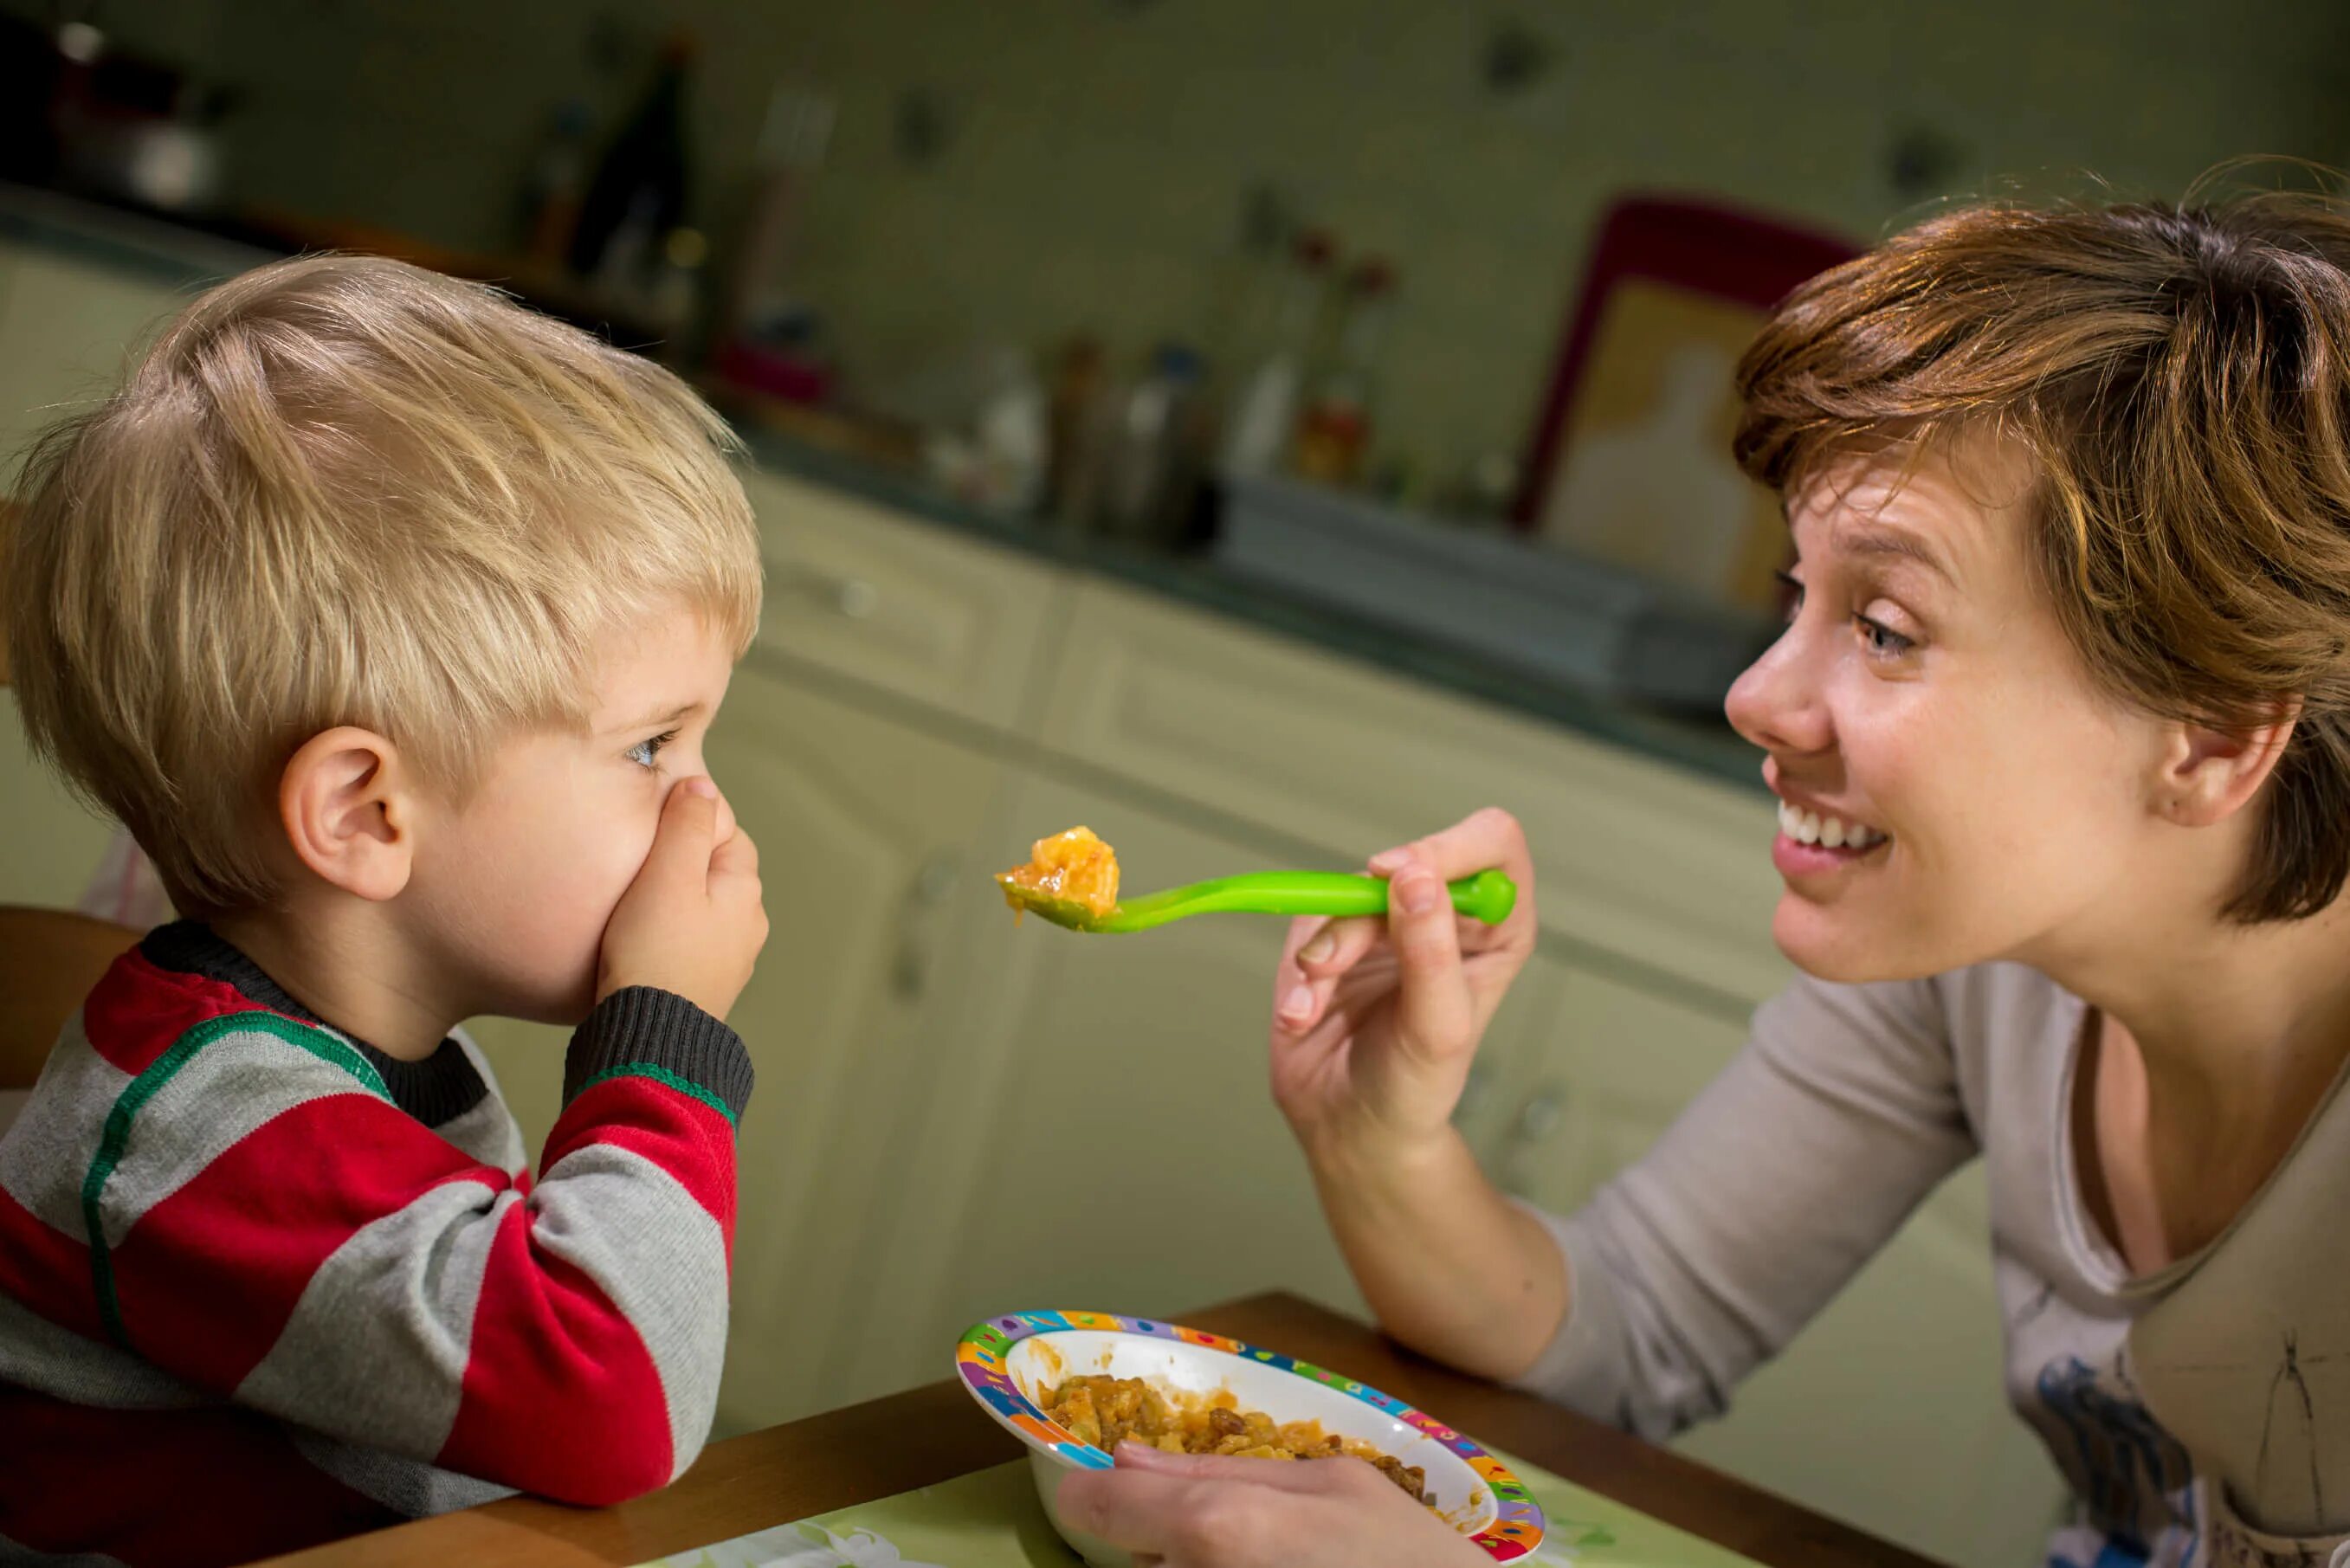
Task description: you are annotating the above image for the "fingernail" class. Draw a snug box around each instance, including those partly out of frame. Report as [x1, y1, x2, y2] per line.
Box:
[1398, 874, 1441, 916]
[1368, 849, 1405, 874]
[1278, 984, 1314, 1023]
[686, 777, 718, 798]
[1300, 932, 1336, 965]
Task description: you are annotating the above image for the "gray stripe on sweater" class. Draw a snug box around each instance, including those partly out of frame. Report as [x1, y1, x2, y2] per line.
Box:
[91, 1023, 379, 1246]
[436, 1032, 526, 1174]
[0, 1287, 203, 1410]
[235, 1181, 513, 1460]
[528, 1140, 727, 1479]
[286, 1426, 515, 1518]
[0, 1016, 131, 1236]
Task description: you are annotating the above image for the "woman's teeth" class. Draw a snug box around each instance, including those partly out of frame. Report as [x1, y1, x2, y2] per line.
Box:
[1778, 800, 1888, 852]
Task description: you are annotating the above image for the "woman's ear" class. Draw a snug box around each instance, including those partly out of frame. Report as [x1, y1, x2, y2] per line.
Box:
[277, 726, 416, 901]
[2158, 702, 2299, 828]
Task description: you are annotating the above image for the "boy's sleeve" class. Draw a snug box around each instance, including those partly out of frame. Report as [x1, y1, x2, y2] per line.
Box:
[88, 985, 751, 1506]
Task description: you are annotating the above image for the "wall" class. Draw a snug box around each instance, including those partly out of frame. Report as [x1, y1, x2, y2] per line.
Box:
[13, 0, 2350, 491]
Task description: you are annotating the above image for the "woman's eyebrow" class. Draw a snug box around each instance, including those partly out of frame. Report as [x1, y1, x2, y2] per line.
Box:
[1831, 519, 1955, 584]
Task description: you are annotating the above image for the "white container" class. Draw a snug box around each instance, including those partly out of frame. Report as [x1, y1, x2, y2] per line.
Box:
[956, 1310, 1545, 1567]
[1216, 471, 1774, 712]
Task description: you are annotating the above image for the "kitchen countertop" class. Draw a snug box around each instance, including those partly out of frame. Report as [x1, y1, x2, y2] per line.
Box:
[0, 181, 1763, 792]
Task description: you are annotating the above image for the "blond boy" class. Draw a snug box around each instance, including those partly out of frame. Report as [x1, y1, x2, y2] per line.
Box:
[0, 255, 768, 1565]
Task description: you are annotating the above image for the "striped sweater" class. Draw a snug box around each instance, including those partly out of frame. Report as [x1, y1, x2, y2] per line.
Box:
[0, 922, 754, 1567]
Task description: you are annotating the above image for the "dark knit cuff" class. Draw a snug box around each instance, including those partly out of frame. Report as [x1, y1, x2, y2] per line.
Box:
[560, 987, 755, 1126]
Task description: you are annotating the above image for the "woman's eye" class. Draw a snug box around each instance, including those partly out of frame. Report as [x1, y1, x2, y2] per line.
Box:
[625, 729, 679, 770]
[1856, 616, 1915, 657]
[1773, 570, 1805, 623]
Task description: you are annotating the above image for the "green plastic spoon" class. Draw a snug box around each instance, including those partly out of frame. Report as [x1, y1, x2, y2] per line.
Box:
[997, 867, 1519, 934]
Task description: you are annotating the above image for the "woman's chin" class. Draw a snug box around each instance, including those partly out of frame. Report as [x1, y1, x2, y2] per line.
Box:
[1772, 897, 1922, 984]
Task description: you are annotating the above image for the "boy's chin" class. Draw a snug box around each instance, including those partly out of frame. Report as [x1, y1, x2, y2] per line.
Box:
[481, 973, 602, 1029]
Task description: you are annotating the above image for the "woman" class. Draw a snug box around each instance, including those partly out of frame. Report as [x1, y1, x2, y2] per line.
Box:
[1061, 188, 2350, 1568]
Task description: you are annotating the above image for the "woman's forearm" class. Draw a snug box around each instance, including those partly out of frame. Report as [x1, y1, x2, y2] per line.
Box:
[1305, 1128, 1569, 1384]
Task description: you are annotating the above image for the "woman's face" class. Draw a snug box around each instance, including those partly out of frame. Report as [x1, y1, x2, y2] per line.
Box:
[1725, 442, 2172, 984]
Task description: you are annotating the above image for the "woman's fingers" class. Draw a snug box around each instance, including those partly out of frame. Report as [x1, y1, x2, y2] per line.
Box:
[1369, 808, 1537, 938]
[1274, 914, 1386, 1036]
[1384, 857, 1474, 1065]
[1059, 1449, 1375, 1568]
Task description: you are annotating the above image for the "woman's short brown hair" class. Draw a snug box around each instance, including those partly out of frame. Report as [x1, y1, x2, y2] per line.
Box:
[1736, 184, 2350, 923]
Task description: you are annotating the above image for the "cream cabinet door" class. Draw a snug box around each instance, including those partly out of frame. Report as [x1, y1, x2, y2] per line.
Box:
[468, 663, 1009, 1435]
[0, 690, 117, 908]
[1496, 963, 2063, 1568]
[0, 245, 190, 906]
[738, 465, 1069, 732]
[0, 240, 188, 487]
[830, 769, 1375, 1407]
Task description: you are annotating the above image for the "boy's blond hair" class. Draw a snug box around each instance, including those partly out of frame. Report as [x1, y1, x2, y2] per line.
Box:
[4, 254, 763, 920]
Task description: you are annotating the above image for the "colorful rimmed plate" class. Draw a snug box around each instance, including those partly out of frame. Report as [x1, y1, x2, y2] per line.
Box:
[957, 1308, 1546, 1566]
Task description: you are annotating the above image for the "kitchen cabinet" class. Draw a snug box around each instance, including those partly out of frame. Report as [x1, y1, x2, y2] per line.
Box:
[0, 238, 187, 489]
[0, 240, 190, 910]
[824, 767, 1373, 1408]
[0, 691, 117, 910]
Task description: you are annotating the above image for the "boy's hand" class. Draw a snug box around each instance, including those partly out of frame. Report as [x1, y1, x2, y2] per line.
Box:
[597, 777, 768, 1022]
[1269, 808, 1537, 1169]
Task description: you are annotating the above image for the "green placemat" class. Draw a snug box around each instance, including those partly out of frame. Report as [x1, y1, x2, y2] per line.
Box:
[637, 1454, 1766, 1567]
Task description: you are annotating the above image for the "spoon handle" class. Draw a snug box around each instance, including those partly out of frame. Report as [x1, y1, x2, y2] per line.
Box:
[1097, 868, 1517, 932]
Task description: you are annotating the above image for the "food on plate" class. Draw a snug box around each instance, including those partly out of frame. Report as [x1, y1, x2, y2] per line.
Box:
[997, 825, 1120, 922]
[1040, 1375, 1433, 1506]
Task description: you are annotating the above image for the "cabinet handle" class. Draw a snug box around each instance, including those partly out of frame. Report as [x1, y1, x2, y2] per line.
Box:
[1512, 1085, 1566, 1144]
[890, 849, 961, 1000]
[778, 562, 881, 620]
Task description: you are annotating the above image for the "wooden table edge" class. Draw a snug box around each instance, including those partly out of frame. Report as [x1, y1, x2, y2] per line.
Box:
[254, 1292, 1946, 1568]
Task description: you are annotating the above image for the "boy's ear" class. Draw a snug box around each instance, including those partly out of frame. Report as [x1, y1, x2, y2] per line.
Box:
[278, 727, 416, 902]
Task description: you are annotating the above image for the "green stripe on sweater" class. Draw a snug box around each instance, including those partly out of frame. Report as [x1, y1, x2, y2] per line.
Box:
[572, 1061, 739, 1127]
[82, 1012, 391, 1348]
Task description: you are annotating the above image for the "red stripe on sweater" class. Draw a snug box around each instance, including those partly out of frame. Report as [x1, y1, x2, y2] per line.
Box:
[547, 1073, 739, 1258]
[0, 1181, 102, 1342]
[0, 1382, 397, 1568]
[436, 1202, 674, 1505]
[80, 948, 306, 1077]
[108, 1094, 505, 1390]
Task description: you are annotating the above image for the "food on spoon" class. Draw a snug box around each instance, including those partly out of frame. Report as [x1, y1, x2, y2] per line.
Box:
[1040, 1375, 1433, 1507]
[997, 826, 1120, 923]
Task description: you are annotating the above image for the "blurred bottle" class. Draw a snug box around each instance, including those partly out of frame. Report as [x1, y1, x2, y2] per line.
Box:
[1219, 227, 1334, 479]
[520, 99, 592, 266]
[1101, 343, 1210, 543]
[1047, 334, 1115, 528]
[568, 33, 694, 300]
[1292, 256, 1397, 487]
[720, 81, 836, 345]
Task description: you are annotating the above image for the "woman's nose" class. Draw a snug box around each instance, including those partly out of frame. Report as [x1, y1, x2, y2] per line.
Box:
[1726, 627, 1833, 757]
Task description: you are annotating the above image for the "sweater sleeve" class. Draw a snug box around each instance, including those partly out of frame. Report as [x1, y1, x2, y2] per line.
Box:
[85, 986, 752, 1506]
[1507, 972, 1976, 1440]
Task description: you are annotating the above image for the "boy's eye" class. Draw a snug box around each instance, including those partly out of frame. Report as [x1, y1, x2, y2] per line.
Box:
[625, 729, 679, 770]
